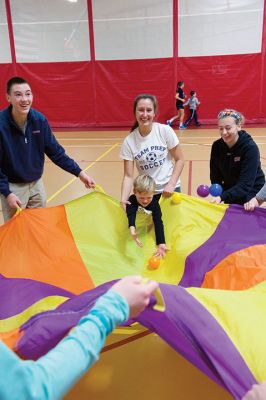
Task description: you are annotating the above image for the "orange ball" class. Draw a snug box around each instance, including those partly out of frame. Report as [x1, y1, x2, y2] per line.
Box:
[148, 256, 160, 270]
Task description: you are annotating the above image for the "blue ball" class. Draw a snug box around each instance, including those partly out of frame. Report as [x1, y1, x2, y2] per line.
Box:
[209, 183, 223, 197]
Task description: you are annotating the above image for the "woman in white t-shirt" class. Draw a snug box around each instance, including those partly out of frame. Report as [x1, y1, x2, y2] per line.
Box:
[120, 94, 184, 210]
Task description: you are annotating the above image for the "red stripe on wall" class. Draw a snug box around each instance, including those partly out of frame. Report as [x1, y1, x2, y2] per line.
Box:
[187, 160, 192, 196]
[87, 0, 95, 62]
[172, 0, 178, 113]
[5, 0, 16, 70]
[259, 1, 266, 115]
[87, 0, 96, 123]
[173, 0, 178, 59]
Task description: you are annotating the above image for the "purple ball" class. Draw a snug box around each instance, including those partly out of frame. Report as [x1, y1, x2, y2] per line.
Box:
[197, 184, 210, 198]
[209, 183, 223, 197]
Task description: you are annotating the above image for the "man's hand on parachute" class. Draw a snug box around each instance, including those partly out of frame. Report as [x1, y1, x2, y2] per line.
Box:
[7, 193, 22, 209]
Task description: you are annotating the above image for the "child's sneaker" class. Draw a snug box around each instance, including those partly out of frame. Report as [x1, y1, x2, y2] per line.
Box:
[166, 120, 172, 126]
[179, 124, 186, 130]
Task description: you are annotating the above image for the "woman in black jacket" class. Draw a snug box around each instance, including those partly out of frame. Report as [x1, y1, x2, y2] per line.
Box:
[210, 109, 265, 205]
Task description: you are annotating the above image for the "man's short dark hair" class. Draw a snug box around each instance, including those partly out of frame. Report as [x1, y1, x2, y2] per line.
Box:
[7, 77, 28, 94]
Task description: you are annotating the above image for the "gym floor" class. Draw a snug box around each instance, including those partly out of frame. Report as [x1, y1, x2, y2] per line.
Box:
[38, 127, 266, 208]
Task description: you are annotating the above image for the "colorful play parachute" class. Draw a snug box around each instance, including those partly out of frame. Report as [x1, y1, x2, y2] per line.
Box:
[1, 192, 266, 399]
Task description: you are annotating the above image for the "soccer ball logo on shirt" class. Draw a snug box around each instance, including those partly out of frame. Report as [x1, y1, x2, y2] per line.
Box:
[146, 152, 157, 162]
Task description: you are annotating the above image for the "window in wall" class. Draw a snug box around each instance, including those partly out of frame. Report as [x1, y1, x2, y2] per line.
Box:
[92, 0, 173, 60]
[0, 0, 12, 63]
[178, 0, 264, 57]
[10, 0, 90, 62]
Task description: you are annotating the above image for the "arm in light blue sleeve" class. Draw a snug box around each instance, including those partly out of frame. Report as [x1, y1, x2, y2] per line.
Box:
[0, 290, 129, 400]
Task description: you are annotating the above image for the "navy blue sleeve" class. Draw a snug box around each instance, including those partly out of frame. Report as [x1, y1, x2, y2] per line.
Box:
[126, 195, 138, 227]
[210, 142, 223, 186]
[149, 198, 165, 245]
[0, 140, 11, 197]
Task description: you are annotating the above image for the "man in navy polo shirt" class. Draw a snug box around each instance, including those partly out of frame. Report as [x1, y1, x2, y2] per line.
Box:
[0, 76, 95, 222]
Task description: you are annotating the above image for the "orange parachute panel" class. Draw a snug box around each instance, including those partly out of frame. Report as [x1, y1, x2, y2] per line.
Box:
[0, 206, 94, 294]
[201, 244, 266, 290]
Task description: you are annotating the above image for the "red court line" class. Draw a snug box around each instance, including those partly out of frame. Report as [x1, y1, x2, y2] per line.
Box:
[187, 160, 192, 195]
[102, 329, 152, 353]
[181, 142, 212, 147]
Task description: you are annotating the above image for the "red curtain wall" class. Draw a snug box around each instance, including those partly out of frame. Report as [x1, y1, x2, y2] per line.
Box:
[1, 3, 265, 128]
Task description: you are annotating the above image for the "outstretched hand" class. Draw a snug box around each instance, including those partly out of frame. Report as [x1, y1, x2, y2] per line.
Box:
[79, 171, 96, 189]
[130, 226, 143, 247]
[111, 275, 159, 318]
[155, 244, 168, 258]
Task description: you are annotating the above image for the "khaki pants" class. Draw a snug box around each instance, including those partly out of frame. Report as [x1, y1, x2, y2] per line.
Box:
[1, 179, 46, 222]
